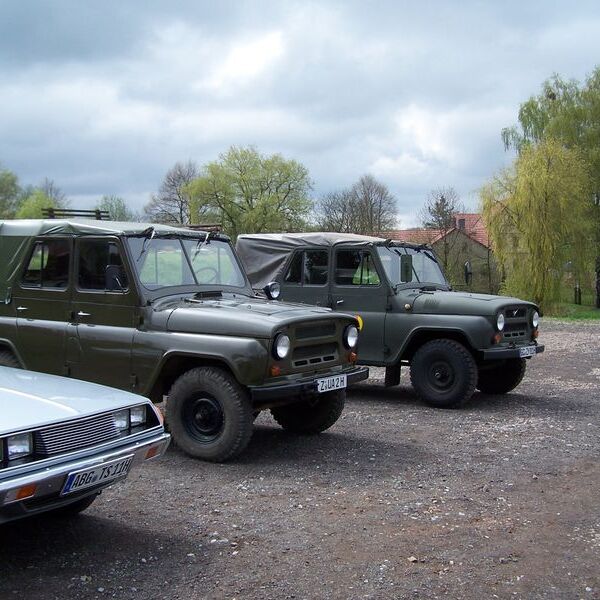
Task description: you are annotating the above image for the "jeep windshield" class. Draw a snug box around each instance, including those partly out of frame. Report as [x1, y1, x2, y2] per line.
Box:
[376, 245, 448, 289]
[127, 236, 247, 292]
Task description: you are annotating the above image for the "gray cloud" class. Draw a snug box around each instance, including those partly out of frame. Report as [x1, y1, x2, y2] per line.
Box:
[0, 0, 598, 226]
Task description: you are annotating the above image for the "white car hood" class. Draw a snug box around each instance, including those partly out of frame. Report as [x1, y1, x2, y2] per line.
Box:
[0, 367, 148, 435]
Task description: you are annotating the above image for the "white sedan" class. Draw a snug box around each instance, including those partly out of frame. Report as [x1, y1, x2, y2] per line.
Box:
[0, 366, 170, 523]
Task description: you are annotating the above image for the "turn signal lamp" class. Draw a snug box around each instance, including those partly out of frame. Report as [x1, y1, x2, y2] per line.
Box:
[348, 352, 358, 363]
[492, 333, 503, 344]
[270, 365, 282, 377]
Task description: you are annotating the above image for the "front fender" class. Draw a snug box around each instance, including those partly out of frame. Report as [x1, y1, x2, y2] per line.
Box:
[134, 331, 270, 394]
[388, 314, 495, 364]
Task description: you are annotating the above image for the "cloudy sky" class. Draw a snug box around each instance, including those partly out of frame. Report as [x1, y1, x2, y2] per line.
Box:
[0, 1, 598, 226]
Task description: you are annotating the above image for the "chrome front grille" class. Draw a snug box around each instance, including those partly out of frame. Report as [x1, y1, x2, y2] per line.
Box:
[34, 413, 119, 456]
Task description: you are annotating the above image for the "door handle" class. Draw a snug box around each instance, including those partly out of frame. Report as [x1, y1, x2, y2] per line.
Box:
[16, 306, 28, 312]
[336, 299, 344, 305]
[77, 311, 91, 317]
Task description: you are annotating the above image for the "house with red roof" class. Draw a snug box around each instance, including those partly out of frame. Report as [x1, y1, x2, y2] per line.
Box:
[384, 213, 499, 293]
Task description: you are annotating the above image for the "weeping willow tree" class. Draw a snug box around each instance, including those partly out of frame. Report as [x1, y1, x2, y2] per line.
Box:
[481, 139, 593, 309]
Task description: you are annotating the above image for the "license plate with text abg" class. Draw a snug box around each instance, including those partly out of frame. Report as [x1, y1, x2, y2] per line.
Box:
[61, 455, 134, 495]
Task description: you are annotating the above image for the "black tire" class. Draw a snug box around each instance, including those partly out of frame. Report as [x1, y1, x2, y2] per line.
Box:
[270, 390, 345, 434]
[477, 358, 526, 394]
[50, 493, 98, 517]
[167, 367, 253, 462]
[410, 339, 477, 408]
[0, 349, 21, 369]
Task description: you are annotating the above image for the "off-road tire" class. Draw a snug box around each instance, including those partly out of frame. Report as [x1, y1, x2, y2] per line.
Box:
[477, 358, 526, 394]
[270, 390, 345, 434]
[0, 350, 21, 369]
[410, 339, 477, 408]
[50, 493, 98, 517]
[167, 367, 253, 462]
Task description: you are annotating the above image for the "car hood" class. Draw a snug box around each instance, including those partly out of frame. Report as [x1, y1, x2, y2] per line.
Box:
[0, 367, 148, 435]
[163, 296, 341, 338]
[409, 290, 538, 316]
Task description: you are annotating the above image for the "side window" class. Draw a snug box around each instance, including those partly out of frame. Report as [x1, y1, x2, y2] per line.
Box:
[78, 240, 129, 292]
[284, 250, 328, 285]
[335, 250, 380, 286]
[22, 239, 70, 289]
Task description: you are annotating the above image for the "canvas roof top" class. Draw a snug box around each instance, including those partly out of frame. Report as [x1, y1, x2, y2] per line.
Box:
[0, 219, 219, 238]
[236, 231, 424, 288]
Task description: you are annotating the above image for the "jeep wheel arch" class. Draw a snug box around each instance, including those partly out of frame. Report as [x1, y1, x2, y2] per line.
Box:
[397, 328, 476, 364]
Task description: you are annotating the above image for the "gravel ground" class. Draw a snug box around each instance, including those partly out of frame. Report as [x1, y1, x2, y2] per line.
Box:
[1, 319, 599, 600]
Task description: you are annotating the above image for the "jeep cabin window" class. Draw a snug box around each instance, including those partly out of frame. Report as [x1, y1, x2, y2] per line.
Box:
[78, 240, 128, 291]
[284, 250, 328, 285]
[335, 250, 380, 286]
[22, 239, 70, 288]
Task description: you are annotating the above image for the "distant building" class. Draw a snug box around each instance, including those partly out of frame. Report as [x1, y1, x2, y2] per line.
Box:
[384, 213, 500, 293]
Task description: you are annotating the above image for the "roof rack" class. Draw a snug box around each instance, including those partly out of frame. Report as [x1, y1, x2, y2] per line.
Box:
[185, 223, 222, 232]
[42, 208, 111, 220]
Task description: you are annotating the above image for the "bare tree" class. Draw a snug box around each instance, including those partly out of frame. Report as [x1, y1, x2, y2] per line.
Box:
[39, 178, 68, 207]
[420, 186, 464, 274]
[144, 161, 198, 224]
[317, 174, 397, 235]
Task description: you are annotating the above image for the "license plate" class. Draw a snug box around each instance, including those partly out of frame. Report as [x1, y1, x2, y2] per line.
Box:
[316, 374, 347, 393]
[61, 455, 134, 495]
[519, 346, 537, 358]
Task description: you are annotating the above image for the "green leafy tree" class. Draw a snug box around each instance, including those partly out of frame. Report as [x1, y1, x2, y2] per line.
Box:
[187, 146, 313, 239]
[15, 190, 56, 219]
[96, 195, 138, 221]
[0, 166, 21, 218]
[482, 139, 593, 309]
[501, 67, 600, 307]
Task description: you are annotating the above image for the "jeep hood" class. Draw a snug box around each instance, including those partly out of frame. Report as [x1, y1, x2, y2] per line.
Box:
[410, 290, 538, 316]
[164, 296, 343, 338]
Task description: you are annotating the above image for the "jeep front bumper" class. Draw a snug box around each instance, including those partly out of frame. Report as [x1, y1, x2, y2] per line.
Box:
[481, 344, 545, 360]
[249, 366, 369, 404]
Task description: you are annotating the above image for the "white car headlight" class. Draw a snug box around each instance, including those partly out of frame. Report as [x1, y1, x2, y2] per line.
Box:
[7, 433, 33, 460]
[130, 405, 147, 427]
[113, 409, 130, 431]
[496, 312, 505, 332]
[273, 334, 291, 360]
[344, 325, 359, 349]
[532, 310, 539, 328]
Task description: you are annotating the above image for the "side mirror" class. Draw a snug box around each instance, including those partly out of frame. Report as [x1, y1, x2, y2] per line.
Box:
[400, 254, 413, 282]
[105, 265, 126, 292]
[464, 261, 473, 287]
[263, 281, 281, 300]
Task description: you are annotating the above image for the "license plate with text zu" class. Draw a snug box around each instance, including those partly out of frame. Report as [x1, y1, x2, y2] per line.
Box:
[61, 455, 134, 495]
[316, 374, 347, 393]
[519, 346, 537, 358]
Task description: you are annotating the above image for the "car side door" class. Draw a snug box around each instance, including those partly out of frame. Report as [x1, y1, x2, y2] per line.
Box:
[278, 248, 331, 307]
[12, 237, 72, 375]
[330, 247, 388, 364]
[67, 237, 138, 391]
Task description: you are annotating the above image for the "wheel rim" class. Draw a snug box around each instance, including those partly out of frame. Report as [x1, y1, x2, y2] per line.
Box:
[183, 396, 224, 442]
[427, 360, 455, 392]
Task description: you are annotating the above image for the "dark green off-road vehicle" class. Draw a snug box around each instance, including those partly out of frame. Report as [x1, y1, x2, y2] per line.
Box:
[237, 232, 544, 408]
[0, 220, 368, 461]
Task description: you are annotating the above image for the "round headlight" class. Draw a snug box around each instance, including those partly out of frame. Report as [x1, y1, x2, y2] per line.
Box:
[532, 310, 539, 328]
[273, 334, 291, 359]
[496, 312, 505, 332]
[344, 325, 359, 349]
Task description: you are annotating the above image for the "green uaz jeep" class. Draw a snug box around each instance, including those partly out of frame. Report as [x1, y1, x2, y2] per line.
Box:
[0, 220, 368, 461]
[236, 232, 544, 408]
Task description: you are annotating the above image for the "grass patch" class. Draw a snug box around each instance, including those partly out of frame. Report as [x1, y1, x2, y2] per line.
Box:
[546, 302, 600, 320]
